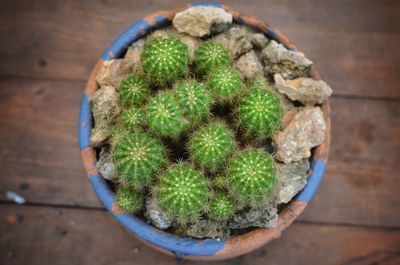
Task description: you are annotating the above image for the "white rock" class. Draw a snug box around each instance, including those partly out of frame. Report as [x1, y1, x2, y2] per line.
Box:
[144, 194, 174, 230]
[261, 40, 312, 79]
[179, 34, 200, 58]
[233, 50, 263, 79]
[276, 159, 310, 204]
[212, 25, 253, 58]
[273, 107, 326, 164]
[274, 74, 332, 105]
[124, 39, 144, 73]
[96, 59, 135, 88]
[172, 6, 232, 37]
[251, 33, 269, 49]
[97, 148, 116, 181]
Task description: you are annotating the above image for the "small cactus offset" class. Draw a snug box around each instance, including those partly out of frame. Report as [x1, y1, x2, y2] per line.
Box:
[194, 41, 231, 74]
[120, 107, 144, 131]
[116, 186, 143, 213]
[112, 132, 167, 189]
[118, 75, 150, 106]
[174, 79, 212, 123]
[212, 174, 228, 190]
[188, 121, 235, 172]
[209, 192, 236, 221]
[237, 88, 282, 138]
[227, 148, 277, 205]
[247, 75, 271, 90]
[141, 37, 190, 83]
[155, 163, 211, 223]
[145, 91, 188, 138]
[208, 67, 242, 102]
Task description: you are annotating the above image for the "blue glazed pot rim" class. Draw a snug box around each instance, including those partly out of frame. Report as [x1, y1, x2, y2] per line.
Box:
[78, 2, 330, 260]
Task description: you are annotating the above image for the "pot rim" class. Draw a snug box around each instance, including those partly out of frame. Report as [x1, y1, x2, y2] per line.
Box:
[77, 2, 331, 260]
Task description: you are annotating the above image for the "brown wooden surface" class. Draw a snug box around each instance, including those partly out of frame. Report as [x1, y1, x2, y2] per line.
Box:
[0, 1, 399, 264]
[1, 205, 400, 265]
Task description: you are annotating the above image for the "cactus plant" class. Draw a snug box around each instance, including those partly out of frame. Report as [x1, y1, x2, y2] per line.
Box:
[194, 41, 231, 74]
[112, 132, 167, 189]
[209, 192, 236, 221]
[141, 37, 190, 83]
[247, 75, 270, 90]
[212, 174, 228, 190]
[188, 121, 235, 172]
[118, 75, 150, 106]
[237, 88, 282, 138]
[174, 79, 212, 123]
[227, 148, 277, 205]
[155, 163, 211, 223]
[116, 186, 143, 213]
[120, 107, 144, 131]
[145, 91, 188, 138]
[208, 67, 242, 102]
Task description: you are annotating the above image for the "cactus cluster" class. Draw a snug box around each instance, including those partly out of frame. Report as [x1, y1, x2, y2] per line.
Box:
[188, 121, 235, 172]
[227, 149, 277, 205]
[194, 41, 231, 74]
[238, 84, 282, 137]
[141, 37, 190, 83]
[116, 186, 143, 213]
[99, 35, 282, 226]
[112, 132, 167, 189]
[155, 163, 211, 223]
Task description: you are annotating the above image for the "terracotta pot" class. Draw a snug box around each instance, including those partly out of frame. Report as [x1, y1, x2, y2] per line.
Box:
[78, 2, 331, 260]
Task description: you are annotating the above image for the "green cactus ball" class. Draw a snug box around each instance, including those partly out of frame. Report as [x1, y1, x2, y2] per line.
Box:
[145, 91, 188, 138]
[208, 67, 242, 102]
[227, 149, 277, 205]
[209, 192, 236, 221]
[156, 163, 211, 223]
[238, 88, 282, 138]
[118, 75, 150, 106]
[112, 132, 167, 189]
[194, 41, 231, 74]
[189, 121, 235, 172]
[247, 75, 271, 90]
[174, 79, 212, 123]
[116, 186, 143, 213]
[121, 107, 144, 131]
[141, 37, 190, 83]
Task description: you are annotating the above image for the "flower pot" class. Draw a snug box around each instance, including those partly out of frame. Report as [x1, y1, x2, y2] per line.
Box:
[78, 2, 331, 261]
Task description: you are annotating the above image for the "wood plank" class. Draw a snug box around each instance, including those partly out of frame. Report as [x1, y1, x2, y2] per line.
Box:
[299, 97, 400, 227]
[0, 0, 399, 98]
[0, 79, 101, 207]
[1, 204, 399, 265]
[0, 79, 399, 227]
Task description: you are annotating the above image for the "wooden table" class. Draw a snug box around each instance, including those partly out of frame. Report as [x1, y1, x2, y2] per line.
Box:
[1, 1, 399, 264]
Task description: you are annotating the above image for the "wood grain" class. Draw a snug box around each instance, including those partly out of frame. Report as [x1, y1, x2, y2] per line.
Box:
[1, 204, 399, 265]
[0, 79, 399, 227]
[0, 0, 399, 98]
[0, 79, 101, 207]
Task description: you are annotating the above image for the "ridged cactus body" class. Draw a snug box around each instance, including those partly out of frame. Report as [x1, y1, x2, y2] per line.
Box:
[118, 75, 150, 106]
[174, 80, 212, 123]
[112, 132, 167, 189]
[238, 88, 282, 137]
[116, 186, 143, 213]
[194, 41, 231, 74]
[145, 91, 188, 138]
[208, 67, 242, 102]
[189, 121, 235, 172]
[227, 149, 277, 204]
[209, 192, 236, 221]
[121, 107, 144, 131]
[155, 163, 211, 223]
[141, 37, 190, 83]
